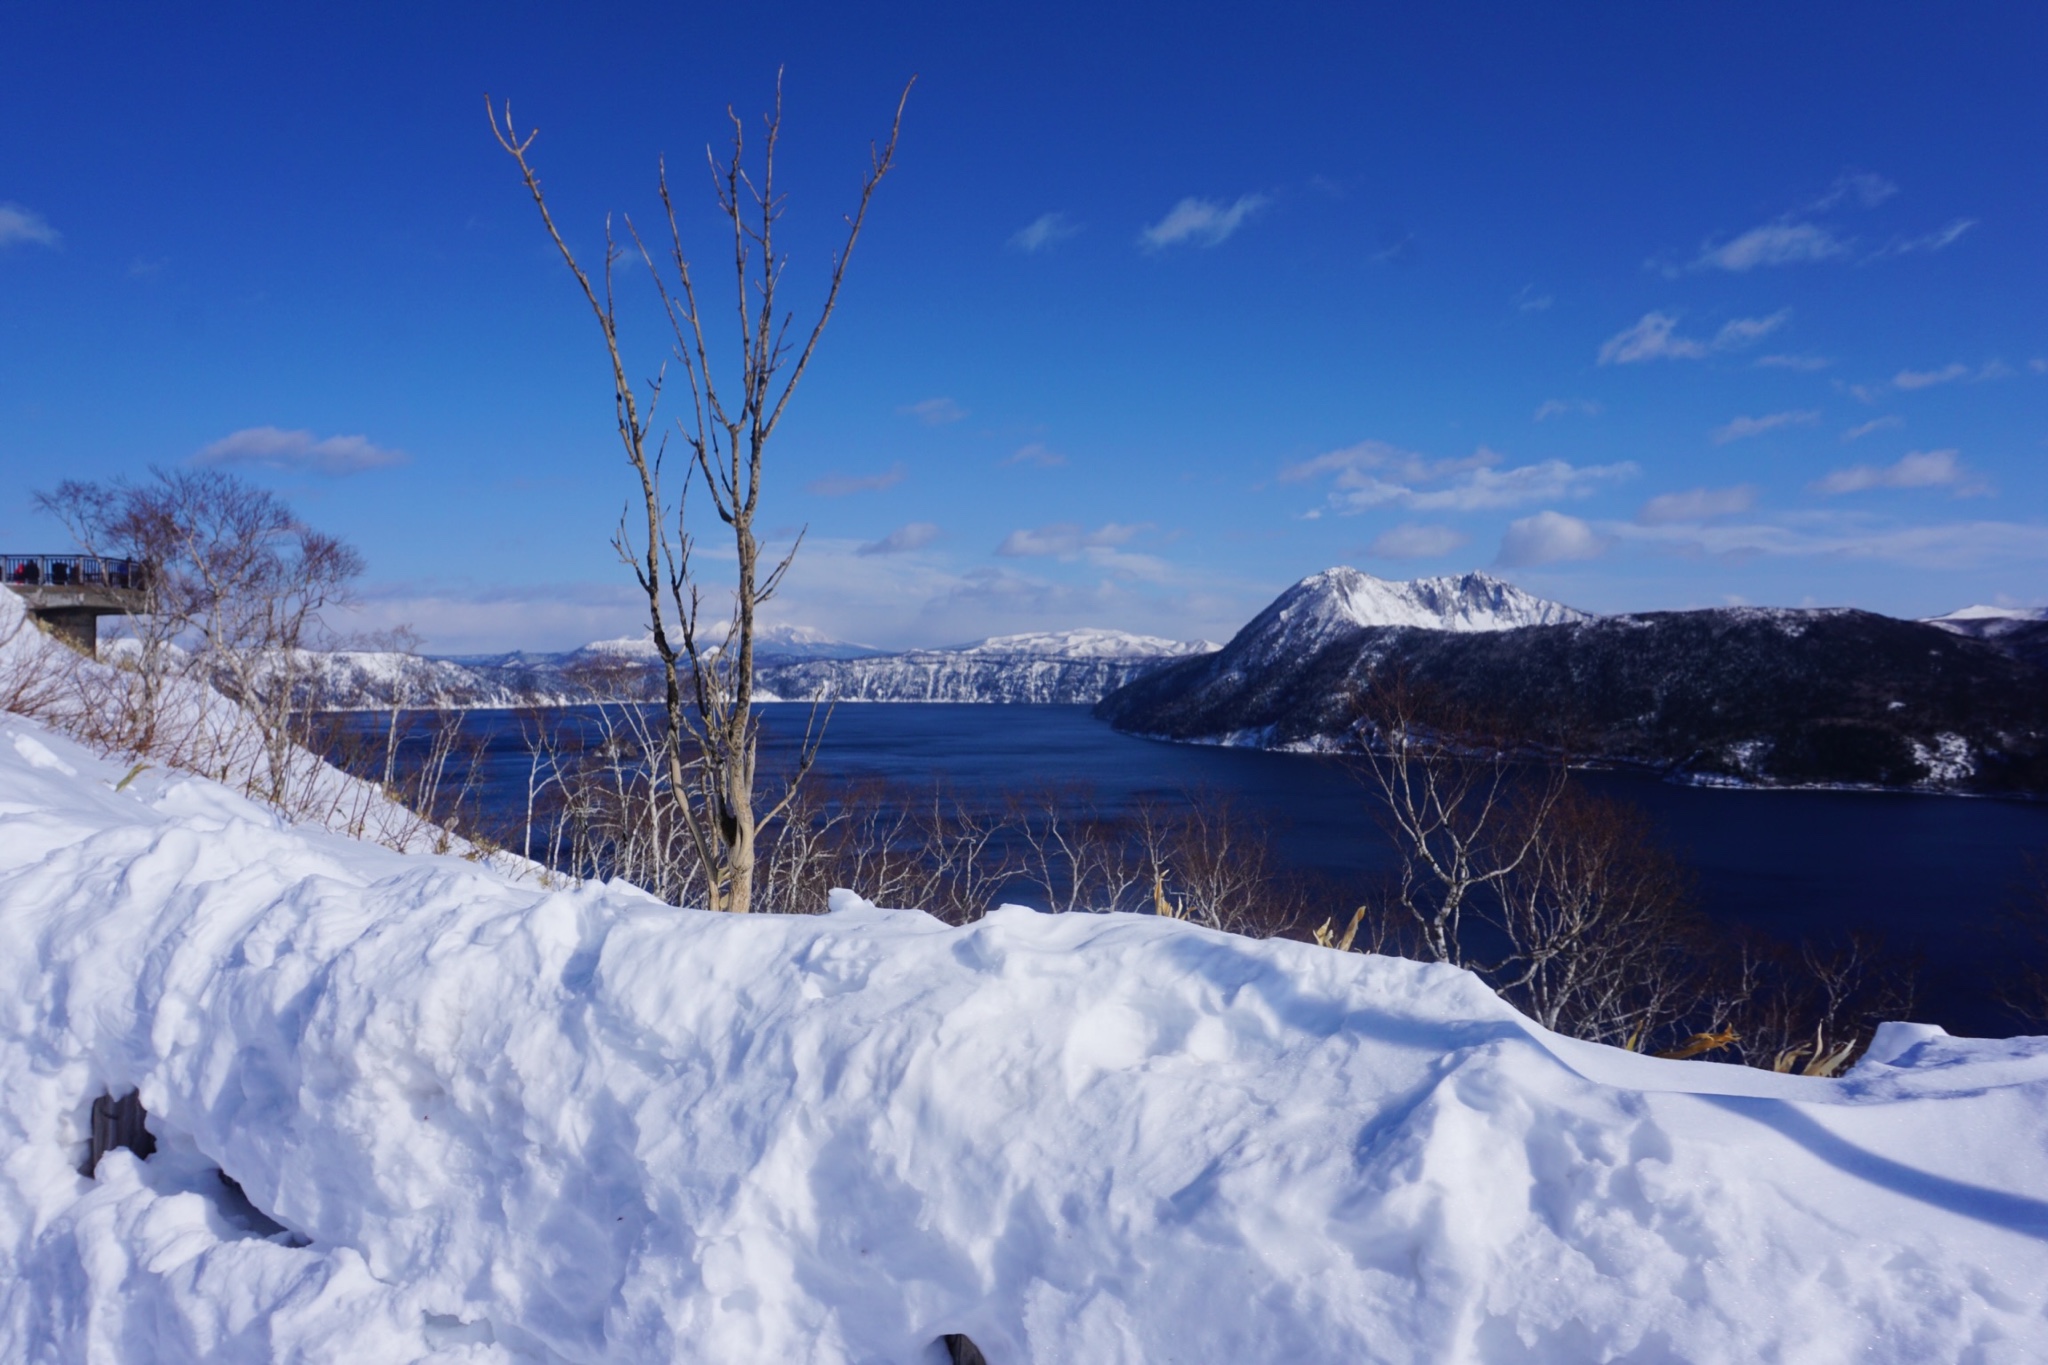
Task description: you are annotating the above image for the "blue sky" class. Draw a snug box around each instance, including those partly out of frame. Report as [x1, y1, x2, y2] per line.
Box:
[2, 2, 2043, 652]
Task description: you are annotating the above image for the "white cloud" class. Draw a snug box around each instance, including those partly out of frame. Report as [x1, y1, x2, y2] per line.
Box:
[1866, 217, 1977, 261]
[1514, 284, 1554, 312]
[1755, 353, 1831, 371]
[2030, 358, 2046, 375]
[1532, 398, 1601, 422]
[1692, 222, 1846, 272]
[1842, 415, 1903, 442]
[995, 522, 1148, 558]
[193, 426, 408, 475]
[1636, 486, 1756, 525]
[1596, 310, 1785, 364]
[1003, 442, 1067, 468]
[899, 397, 965, 425]
[1892, 362, 1969, 391]
[1611, 516, 2048, 571]
[1496, 511, 1606, 567]
[1281, 440, 1635, 515]
[1809, 172, 1899, 212]
[1711, 409, 1819, 444]
[806, 463, 906, 497]
[856, 522, 941, 557]
[1009, 212, 1079, 253]
[1680, 174, 1899, 275]
[1598, 312, 1705, 364]
[1367, 524, 1469, 559]
[0, 203, 60, 249]
[1814, 449, 1983, 495]
[1712, 312, 1790, 348]
[1139, 194, 1270, 250]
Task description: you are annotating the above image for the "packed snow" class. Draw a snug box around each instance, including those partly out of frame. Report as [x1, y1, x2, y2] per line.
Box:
[5, 708, 2048, 1361]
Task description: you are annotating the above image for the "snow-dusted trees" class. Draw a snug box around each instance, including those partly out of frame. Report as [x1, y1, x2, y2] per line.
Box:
[489, 75, 912, 912]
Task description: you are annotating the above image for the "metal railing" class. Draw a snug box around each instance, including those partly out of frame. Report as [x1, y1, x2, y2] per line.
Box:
[2, 554, 150, 591]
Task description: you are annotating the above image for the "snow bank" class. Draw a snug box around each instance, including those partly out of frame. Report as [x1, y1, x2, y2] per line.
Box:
[0, 586, 488, 857]
[4, 714, 2048, 1363]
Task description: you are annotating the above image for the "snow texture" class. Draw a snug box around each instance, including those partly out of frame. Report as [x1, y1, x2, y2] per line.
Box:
[5, 713, 2048, 1362]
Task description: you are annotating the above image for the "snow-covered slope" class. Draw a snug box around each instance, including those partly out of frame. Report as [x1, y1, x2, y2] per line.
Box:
[1925, 604, 2048, 670]
[5, 714, 2048, 1362]
[1285, 566, 1585, 634]
[1927, 604, 2048, 628]
[1229, 567, 1587, 670]
[755, 629, 1218, 704]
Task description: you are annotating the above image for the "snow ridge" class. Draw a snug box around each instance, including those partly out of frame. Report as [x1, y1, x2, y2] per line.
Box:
[5, 714, 2048, 1362]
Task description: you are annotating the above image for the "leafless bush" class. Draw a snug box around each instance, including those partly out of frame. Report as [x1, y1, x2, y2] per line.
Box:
[1351, 676, 1567, 966]
[1484, 786, 1706, 1050]
[1998, 854, 2048, 1028]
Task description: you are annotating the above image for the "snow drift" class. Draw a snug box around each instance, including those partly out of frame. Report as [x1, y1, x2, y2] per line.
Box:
[4, 716, 2048, 1362]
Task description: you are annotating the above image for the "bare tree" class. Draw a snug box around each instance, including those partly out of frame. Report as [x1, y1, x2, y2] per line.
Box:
[489, 75, 912, 912]
[1485, 786, 1705, 1049]
[38, 476, 189, 749]
[1352, 677, 1567, 966]
[37, 468, 363, 801]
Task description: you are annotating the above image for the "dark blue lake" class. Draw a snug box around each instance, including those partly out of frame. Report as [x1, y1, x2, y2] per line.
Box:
[445, 703, 2048, 1038]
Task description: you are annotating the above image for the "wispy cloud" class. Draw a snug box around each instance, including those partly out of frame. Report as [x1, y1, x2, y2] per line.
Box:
[899, 397, 965, 426]
[1139, 194, 1270, 250]
[1514, 284, 1554, 312]
[1866, 217, 1977, 262]
[1755, 353, 1831, 371]
[1637, 486, 1757, 524]
[1814, 449, 1985, 495]
[1368, 524, 1468, 559]
[1281, 440, 1635, 515]
[856, 522, 941, 557]
[1003, 442, 1067, 468]
[1597, 310, 1787, 365]
[1679, 172, 1898, 274]
[806, 462, 906, 497]
[1692, 222, 1847, 273]
[193, 426, 407, 475]
[1496, 511, 1606, 567]
[1711, 409, 1819, 444]
[1842, 415, 1903, 442]
[1892, 362, 1970, 391]
[0, 203, 61, 250]
[1851, 360, 2010, 403]
[1611, 516, 2048, 571]
[996, 522, 1148, 557]
[1533, 398, 1601, 422]
[1009, 212, 1080, 253]
[1809, 172, 1900, 212]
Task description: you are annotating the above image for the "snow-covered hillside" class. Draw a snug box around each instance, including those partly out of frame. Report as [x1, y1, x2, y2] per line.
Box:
[754, 629, 1217, 704]
[5, 713, 2048, 1363]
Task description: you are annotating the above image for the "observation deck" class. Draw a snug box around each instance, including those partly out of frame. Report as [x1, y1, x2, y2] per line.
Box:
[3, 555, 150, 656]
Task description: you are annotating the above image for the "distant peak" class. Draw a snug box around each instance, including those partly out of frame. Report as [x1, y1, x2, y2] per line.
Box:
[1274, 566, 1589, 634]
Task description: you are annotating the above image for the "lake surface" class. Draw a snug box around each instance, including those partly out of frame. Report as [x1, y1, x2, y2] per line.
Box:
[439, 702, 2048, 1037]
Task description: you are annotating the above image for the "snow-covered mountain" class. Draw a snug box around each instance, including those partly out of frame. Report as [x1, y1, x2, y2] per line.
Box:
[756, 629, 1218, 705]
[1924, 604, 2048, 669]
[1096, 572, 2048, 794]
[284, 626, 1213, 709]
[1224, 568, 1588, 673]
